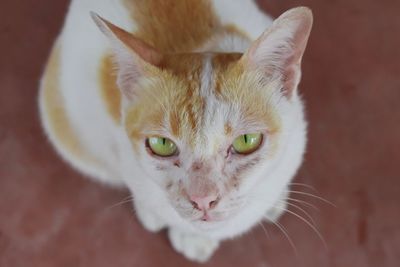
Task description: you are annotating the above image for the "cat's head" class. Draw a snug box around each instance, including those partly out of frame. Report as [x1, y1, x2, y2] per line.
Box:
[93, 7, 312, 229]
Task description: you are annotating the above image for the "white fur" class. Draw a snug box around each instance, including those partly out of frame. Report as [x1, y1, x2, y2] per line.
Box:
[39, 0, 309, 262]
[212, 0, 273, 39]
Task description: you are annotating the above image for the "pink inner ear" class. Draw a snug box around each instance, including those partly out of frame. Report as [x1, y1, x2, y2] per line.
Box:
[244, 7, 313, 98]
[119, 34, 163, 66]
[282, 50, 302, 97]
[116, 61, 143, 100]
[92, 13, 163, 100]
[93, 13, 163, 65]
[282, 65, 297, 97]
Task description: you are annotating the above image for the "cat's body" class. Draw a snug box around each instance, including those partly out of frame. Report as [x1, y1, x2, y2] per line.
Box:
[39, 0, 312, 262]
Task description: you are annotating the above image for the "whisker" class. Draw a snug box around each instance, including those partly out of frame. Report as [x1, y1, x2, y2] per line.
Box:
[258, 221, 270, 239]
[287, 190, 336, 207]
[289, 182, 317, 192]
[104, 195, 134, 211]
[282, 201, 317, 226]
[265, 217, 298, 256]
[276, 207, 327, 249]
[286, 197, 319, 211]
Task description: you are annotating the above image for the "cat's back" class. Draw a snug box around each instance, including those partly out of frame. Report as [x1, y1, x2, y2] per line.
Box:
[122, 0, 272, 52]
[63, 0, 272, 52]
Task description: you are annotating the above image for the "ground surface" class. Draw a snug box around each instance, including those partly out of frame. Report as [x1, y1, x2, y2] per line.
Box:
[1, 0, 399, 266]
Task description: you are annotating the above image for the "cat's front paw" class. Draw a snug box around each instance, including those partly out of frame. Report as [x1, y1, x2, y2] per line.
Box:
[168, 228, 219, 263]
[134, 202, 166, 233]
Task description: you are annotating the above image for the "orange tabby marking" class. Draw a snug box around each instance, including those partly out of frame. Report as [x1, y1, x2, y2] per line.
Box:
[224, 123, 233, 136]
[223, 24, 251, 40]
[125, 0, 220, 53]
[98, 2, 281, 153]
[99, 2, 252, 125]
[99, 54, 122, 123]
[123, 52, 281, 151]
[41, 42, 97, 164]
[123, 53, 207, 144]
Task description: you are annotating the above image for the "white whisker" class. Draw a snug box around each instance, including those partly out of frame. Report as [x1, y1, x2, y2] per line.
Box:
[265, 217, 298, 256]
[289, 182, 317, 192]
[104, 195, 134, 211]
[287, 190, 336, 207]
[282, 201, 316, 226]
[286, 197, 319, 211]
[258, 221, 270, 239]
[276, 207, 327, 249]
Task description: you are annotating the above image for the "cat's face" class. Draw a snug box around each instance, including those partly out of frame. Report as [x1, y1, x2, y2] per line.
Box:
[123, 53, 283, 227]
[92, 7, 312, 229]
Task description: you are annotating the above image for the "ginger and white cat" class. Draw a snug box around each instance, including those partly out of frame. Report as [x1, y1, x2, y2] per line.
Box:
[39, 0, 312, 262]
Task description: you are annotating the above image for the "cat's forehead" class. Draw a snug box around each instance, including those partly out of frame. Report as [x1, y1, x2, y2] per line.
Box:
[126, 52, 280, 154]
[159, 53, 243, 143]
[158, 52, 243, 81]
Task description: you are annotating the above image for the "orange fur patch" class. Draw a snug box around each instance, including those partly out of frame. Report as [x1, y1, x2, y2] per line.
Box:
[99, 2, 282, 153]
[224, 123, 233, 136]
[123, 51, 281, 154]
[124, 53, 207, 146]
[160, 54, 206, 137]
[212, 55, 281, 136]
[213, 54, 282, 158]
[99, 54, 122, 123]
[41, 42, 98, 165]
[223, 24, 251, 40]
[124, 0, 220, 53]
[211, 53, 243, 96]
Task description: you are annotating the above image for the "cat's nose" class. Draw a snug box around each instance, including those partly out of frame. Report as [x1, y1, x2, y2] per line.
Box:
[190, 195, 219, 211]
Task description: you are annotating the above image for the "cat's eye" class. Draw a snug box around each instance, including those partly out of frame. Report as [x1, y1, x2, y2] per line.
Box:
[147, 137, 178, 157]
[232, 133, 263, 154]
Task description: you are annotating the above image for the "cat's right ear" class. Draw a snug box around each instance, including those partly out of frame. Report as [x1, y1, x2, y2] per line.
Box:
[91, 12, 162, 100]
[241, 7, 313, 99]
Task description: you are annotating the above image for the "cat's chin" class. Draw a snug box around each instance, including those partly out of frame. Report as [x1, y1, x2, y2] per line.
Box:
[191, 219, 226, 231]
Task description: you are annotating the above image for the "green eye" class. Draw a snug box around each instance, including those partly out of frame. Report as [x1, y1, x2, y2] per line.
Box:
[232, 133, 263, 154]
[148, 137, 178, 157]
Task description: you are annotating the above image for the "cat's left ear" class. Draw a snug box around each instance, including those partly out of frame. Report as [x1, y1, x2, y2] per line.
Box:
[91, 12, 162, 100]
[241, 7, 313, 98]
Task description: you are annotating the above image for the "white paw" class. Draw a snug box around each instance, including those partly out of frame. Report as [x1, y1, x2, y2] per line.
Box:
[168, 228, 219, 263]
[134, 202, 166, 233]
[265, 189, 289, 223]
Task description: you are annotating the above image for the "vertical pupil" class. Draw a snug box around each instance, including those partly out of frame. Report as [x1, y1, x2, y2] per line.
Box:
[244, 134, 248, 143]
[162, 138, 166, 145]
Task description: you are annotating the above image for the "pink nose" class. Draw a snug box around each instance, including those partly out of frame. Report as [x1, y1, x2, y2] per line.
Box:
[190, 195, 219, 211]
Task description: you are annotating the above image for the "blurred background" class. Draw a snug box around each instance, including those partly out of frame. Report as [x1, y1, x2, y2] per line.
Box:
[0, 0, 399, 266]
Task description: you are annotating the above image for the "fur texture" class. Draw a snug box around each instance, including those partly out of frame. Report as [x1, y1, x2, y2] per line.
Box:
[39, 0, 312, 262]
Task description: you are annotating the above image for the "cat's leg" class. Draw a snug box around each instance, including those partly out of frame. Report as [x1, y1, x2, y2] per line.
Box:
[134, 201, 167, 233]
[168, 228, 219, 263]
[265, 188, 289, 223]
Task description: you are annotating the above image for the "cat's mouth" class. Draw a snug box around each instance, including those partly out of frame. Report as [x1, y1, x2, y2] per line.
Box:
[182, 200, 243, 228]
[191, 210, 235, 226]
[193, 212, 221, 223]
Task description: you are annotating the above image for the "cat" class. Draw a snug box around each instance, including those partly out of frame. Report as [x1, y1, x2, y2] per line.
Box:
[39, 0, 312, 262]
